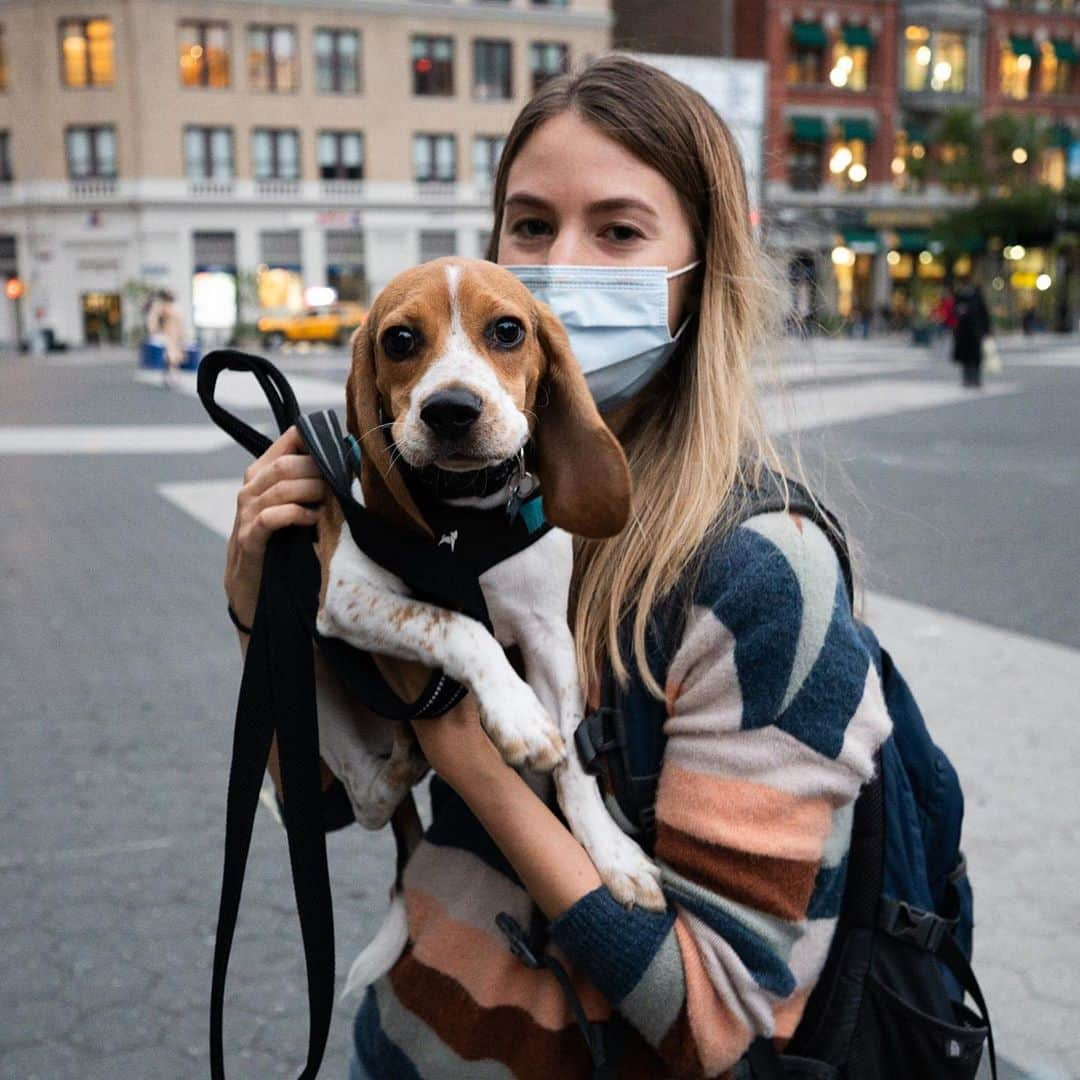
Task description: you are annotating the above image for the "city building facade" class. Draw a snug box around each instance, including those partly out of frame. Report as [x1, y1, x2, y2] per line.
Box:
[0, 0, 609, 349]
[614, 0, 1080, 327]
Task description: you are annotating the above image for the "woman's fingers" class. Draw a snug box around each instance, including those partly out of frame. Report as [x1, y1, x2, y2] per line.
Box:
[239, 502, 321, 556]
[250, 477, 328, 516]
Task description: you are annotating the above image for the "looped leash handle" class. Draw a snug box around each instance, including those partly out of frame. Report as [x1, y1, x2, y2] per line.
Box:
[197, 349, 302, 457]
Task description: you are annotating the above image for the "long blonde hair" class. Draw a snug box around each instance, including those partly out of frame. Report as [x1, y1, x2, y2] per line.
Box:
[488, 55, 790, 698]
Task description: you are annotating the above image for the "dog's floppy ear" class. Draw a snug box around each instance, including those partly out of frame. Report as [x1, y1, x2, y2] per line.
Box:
[346, 325, 432, 537]
[533, 303, 631, 539]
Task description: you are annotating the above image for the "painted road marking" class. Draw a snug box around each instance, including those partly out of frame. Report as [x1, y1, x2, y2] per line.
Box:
[133, 368, 345, 409]
[0, 424, 236, 454]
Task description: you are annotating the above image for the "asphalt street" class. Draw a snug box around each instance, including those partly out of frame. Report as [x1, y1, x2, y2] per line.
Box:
[1, 333, 1077, 1079]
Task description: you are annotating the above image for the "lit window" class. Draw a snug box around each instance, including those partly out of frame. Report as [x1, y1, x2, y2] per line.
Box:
[830, 43, 869, 91]
[1001, 37, 1035, 100]
[530, 42, 568, 92]
[0, 27, 8, 91]
[60, 18, 115, 88]
[248, 25, 298, 92]
[1039, 40, 1075, 95]
[904, 26, 966, 93]
[179, 22, 230, 89]
[474, 39, 512, 100]
[315, 29, 360, 94]
[829, 138, 869, 190]
[787, 22, 827, 86]
[413, 36, 454, 96]
[318, 131, 364, 180]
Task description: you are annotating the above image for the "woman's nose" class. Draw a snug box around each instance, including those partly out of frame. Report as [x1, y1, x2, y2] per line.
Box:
[546, 230, 589, 266]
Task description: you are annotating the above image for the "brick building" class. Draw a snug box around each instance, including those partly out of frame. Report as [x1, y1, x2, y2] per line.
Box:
[614, 0, 1080, 326]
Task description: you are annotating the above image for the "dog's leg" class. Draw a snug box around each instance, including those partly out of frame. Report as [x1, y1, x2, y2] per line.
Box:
[482, 529, 664, 910]
[318, 580, 564, 772]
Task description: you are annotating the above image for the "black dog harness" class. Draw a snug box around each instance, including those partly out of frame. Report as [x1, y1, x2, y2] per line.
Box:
[197, 350, 550, 1079]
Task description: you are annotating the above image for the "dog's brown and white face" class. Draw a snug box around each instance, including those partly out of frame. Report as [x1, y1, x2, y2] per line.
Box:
[346, 256, 631, 540]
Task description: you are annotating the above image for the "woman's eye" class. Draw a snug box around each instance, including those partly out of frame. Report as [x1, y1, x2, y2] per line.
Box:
[510, 218, 552, 239]
[487, 317, 525, 350]
[602, 224, 645, 243]
[382, 326, 421, 360]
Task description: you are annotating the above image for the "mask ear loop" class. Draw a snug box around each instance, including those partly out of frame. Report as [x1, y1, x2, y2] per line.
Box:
[666, 259, 702, 281]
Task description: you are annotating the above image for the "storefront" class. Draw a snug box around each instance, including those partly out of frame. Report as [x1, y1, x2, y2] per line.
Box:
[258, 230, 304, 313]
[81, 291, 122, 343]
[191, 231, 238, 344]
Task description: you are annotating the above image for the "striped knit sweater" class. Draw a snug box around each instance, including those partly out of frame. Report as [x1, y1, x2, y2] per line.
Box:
[351, 510, 893, 1078]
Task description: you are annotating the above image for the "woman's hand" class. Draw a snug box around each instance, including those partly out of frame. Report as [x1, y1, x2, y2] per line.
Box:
[224, 425, 328, 628]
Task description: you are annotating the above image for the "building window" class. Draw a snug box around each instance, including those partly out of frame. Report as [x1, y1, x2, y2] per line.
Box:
[530, 42, 568, 92]
[788, 142, 823, 191]
[252, 129, 300, 180]
[1039, 40, 1075, 95]
[0, 27, 8, 91]
[179, 22, 230, 88]
[473, 135, 506, 184]
[413, 134, 456, 183]
[828, 137, 870, 190]
[184, 127, 234, 181]
[474, 40, 512, 100]
[531, 0, 570, 6]
[0, 132, 11, 181]
[412, 36, 454, 96]
[319, 131, 364, 180]
[419, 230, 457, 262]
[787, 21, 827, 85]
[60, 18, 115, 88]
[1000, 37, 1035, 99]
[248, 25, 298, 92]
[830, 30, 872, 91]
[315, 29, 360, 93]
[904, 26, 967, 93]
[66, 125, 117, 178]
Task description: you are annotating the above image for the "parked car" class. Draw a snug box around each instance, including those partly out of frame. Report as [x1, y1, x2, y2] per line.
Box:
[258, 302, 366, 348]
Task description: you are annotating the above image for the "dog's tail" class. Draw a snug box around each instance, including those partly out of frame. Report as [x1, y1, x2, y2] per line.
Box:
[342, 890, 408, 999]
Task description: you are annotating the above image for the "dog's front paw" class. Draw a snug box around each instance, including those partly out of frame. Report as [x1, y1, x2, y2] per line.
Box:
[481, 680, 566, 772]
[593, 830, 666, 912]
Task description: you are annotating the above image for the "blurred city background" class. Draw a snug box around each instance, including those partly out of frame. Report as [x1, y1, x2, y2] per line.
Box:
[1, 1, 1078, 1079]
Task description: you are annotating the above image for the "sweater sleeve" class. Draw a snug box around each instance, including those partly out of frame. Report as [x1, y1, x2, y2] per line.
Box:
[549, 511, 892, 1077]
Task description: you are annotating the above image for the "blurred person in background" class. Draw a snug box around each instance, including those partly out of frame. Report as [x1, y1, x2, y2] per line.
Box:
[145, 288, 185, 387]
[952, 283, 991, 389]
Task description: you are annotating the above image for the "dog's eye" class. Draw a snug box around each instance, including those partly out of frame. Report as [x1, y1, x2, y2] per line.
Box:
[488, 317, 525, 351]
[382, 326, 421, 360]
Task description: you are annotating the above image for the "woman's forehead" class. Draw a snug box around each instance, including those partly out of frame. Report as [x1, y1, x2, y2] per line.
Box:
[505, 113, 678, 213]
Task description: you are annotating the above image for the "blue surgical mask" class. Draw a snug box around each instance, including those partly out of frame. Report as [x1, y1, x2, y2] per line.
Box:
[505, 261, 701, 412]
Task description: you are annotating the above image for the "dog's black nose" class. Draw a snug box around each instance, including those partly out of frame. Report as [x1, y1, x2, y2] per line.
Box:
[420, 388, 483, 439]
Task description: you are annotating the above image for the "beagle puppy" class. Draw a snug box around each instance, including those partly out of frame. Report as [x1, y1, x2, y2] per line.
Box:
[310, 257, 665, 988]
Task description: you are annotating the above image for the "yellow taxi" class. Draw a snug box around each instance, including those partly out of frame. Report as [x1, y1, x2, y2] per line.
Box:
[258, 302, 367, 348]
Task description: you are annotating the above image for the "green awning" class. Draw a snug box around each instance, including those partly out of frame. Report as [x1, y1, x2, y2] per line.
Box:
[895, 230, 929, 252]
[840, 117, 876, 143]
[842, 25, 875, 49]
[790, 116, 828, 143]
[842, 228, 880, 253]
[1050, 122, 1075, 148]
[1052, 39, 1077, 63]
[905, 126, 930, 147]
[792, 21, 828, 49]
[1009, 36, 1037, 58]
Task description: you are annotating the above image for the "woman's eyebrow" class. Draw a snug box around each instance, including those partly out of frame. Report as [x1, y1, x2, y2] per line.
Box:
[504, 192, 659, 222]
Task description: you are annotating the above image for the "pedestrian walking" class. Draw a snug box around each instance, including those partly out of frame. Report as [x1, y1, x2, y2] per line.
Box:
[145, 288, 186, 387]
[952, 284, 991, 389]
[222, 56, 892, 1078]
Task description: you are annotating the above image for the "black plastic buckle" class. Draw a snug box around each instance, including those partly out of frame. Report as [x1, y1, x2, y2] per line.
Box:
[880, 899, 956, 952]
[574, 707, 619, 777]
[495, 912, 542, 970]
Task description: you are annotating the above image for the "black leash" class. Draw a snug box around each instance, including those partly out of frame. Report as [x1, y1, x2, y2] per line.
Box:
[196, 350, 494, 1078]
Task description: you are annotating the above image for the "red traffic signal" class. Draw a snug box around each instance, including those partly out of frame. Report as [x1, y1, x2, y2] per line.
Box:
[5, 277, 24, 300]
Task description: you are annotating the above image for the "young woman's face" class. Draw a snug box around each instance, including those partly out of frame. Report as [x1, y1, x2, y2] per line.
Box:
[497, 111, 699, 335]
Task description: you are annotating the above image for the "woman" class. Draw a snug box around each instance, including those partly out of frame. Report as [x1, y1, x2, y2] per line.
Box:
[224, 57, 891, 1078]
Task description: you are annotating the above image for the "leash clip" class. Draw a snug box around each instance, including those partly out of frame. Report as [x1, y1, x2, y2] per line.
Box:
[505, 448, 535, 523]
